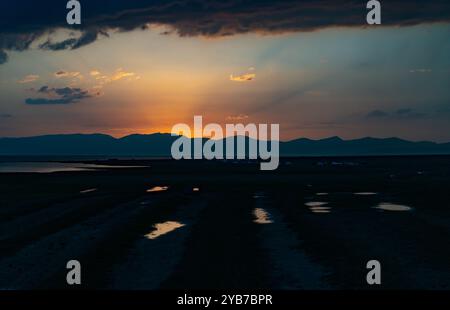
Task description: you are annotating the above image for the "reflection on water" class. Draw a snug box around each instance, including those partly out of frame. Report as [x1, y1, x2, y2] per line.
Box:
[80, 188, 98, 194]
[253, 208, 273, 224]
[253, 192, 266, 199]
[305, 202, 331, 214]
[0, 162, 146, 173]
[305, 202, 329, 207]
[310, 206, 332, 214]
[145, 221, 185, 240]
[354, 192, 378, 196]
[147, 186, 169, 193]
[316, 193, 329, 196]
[375, 203, 412, 212]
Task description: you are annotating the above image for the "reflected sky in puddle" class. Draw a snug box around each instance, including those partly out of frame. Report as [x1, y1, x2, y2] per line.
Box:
[0, 162, 147, 173]
[147, 186, 169, 193]
[354, 192, 378, 196]
[310, 206, 332, 214]
[80, 188, 97, 194]
[305, 202, 331, 214]
[253, 208, 273, 224]
[374, 203, 412, 212]
[305, 201, 329, 207]
[145, 221, 185, 240]
[253, 192, 266, 199]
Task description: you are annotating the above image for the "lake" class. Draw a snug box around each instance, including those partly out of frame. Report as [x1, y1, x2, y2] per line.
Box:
[0, 162, 146, 173]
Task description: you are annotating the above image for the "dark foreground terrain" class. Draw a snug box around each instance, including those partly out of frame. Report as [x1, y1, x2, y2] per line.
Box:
[1, 156, 450, 289]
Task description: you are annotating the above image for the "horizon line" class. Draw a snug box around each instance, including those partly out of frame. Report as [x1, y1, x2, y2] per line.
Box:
[0, 132, 449, 144]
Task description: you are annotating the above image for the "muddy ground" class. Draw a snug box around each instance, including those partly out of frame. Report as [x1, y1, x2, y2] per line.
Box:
[0, 156, 449, 289]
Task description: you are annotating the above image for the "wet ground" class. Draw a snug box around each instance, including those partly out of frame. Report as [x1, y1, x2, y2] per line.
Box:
[0, 156, 449, 289]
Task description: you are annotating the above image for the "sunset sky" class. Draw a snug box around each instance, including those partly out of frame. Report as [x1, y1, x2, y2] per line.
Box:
[1, 1, 450, 141]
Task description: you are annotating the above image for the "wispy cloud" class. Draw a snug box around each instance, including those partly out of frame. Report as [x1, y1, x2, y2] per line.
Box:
[394, 108, 427, 119]
[230, 73, 256, 82]
[19, 68, 140, 104]
[111, 69, 136, 81]
[366, 108, 427, 120]
[54, 71, 82, 79]
[409, 69, 432, 73]
[366, 110, 389, 119]
[18, 74, 39, 84]
[226, 114, 249, 121]
[93, 68, 139, 87]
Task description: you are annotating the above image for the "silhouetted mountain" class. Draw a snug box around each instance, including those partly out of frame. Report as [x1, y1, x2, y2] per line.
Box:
[281, 136, 450, 156]
[0, 133, 450, 156]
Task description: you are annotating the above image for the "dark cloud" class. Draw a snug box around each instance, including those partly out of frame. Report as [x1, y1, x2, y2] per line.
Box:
[394, 108, 427, 119]
[366, 108, 427, 120]
[1, 1, 450, 62]
[39, 38, 78, 51]
[366, 110, 389, 119]
[40, 30, 99, 51]
[26, 86, 92, 105]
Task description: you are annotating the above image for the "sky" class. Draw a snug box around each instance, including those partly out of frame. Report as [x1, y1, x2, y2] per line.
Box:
[1, 0, 450, 142]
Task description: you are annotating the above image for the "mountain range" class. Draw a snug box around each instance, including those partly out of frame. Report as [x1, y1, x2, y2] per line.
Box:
[0, 133, 450, 156]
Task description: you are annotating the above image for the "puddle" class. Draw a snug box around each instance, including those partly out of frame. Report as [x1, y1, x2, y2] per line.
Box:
[0, 162, 147, 173]
[305, 202, 331, 213]
[147, 186, 169, 193]
[145, 221, 185, 240]
[315, 193, 329, 196]
[305, 202, 329, 207]
[309, 206, 332, 214]
[253, 208, 273, 224]
[354, 192, 378, 196]
[253, 192, 266, 199]
[374, 203, 412, 212]
[80, 188, 97, 194]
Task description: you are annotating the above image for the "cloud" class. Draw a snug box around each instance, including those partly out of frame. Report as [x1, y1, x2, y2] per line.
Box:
[17, 74, 39, 84]
[93, 68, 138, 86]
[409, 69, 432, 73]
[38, 30, 101, 51]
[366, 108, 427, 120]
[1, 1, 450, 63]
[54, 70, 82, 78]
[110, 69, 135, 81]
[25, 86, 92, 105]
[366, 110, 389, 119]
[226, 114, 249, 121]
[230, 73, 256, 82]
[394, 108, 427, 119]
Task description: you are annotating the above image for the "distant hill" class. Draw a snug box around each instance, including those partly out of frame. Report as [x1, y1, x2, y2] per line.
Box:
[0, 133, 449, 156]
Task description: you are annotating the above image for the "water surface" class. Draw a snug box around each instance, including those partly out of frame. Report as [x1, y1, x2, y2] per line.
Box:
[375, 203, 412, 212]
[0, 162, 145, 173]
[253, 208, 273, 224]
[147, 186, 169, 193]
